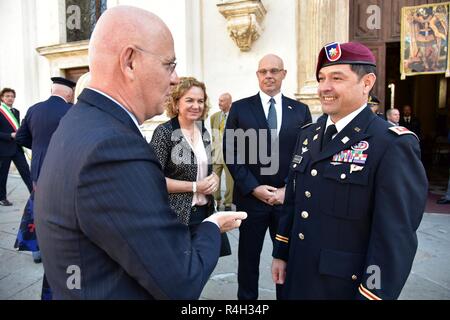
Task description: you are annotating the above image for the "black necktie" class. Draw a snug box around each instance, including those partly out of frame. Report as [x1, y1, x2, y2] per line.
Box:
[321, 124, 337, 151]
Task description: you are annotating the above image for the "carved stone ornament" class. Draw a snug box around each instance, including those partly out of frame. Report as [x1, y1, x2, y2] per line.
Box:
[217, 0, 267, 52]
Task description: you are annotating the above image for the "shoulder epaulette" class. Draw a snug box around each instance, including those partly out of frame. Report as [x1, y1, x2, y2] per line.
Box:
[301, 122, 314, 130]
[388, 126, 419, 141]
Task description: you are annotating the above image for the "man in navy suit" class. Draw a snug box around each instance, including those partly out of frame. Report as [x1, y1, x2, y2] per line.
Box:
[16, 77, 75, 185]
[34, 6, 246, 300]
[224, 54, 311, 299]
[0, 88, 32, 206]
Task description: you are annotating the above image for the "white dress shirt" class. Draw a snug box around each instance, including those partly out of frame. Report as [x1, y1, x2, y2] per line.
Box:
[259, 91, 283, 136]
[325, 104, 367, 139]
[182, 128, 208, 206]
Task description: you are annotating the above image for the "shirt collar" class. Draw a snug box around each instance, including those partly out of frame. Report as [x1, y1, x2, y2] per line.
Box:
[259, 91, 282, 106]
[326, 103, 367, 134]
[88, 88, 143, 137]
[52, 94, 68, 103]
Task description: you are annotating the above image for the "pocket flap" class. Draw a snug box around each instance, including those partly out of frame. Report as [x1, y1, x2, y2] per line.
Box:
[319, 248, 365, 281]
[323, 164, 370, 186]
[290, 154, 310, 173]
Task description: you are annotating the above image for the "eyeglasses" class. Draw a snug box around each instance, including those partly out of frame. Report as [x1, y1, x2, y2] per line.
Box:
[134, 45, 177, 74]
[257, 68, 285, 76]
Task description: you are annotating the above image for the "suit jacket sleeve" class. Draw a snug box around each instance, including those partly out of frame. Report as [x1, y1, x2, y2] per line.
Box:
[76, 134, 221, 299]
[0, 132, 13, 141]
[272, 135, 301, 260]
[304, 105, 312, 126]
[356, 135, 427, 300]
[15, 110, 32, 148]
[210, 113, 216, 130]
[223, 104, 260, 196]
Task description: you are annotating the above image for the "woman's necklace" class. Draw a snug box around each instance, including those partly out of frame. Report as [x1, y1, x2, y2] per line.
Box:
[182, 127, 196, 144]
[188, 130, 195, 143]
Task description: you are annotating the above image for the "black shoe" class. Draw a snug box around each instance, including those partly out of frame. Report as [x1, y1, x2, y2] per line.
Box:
[224, 205, 233, 211]
[32, 251, 42, 264]
[0, 199, 12, 206]
[436, 198, 450, 205]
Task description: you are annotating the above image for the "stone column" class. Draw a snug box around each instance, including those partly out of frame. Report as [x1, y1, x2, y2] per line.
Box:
[295, 0, 350, 115]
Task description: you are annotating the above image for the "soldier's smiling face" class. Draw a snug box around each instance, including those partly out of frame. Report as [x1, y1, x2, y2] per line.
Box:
[318, 64, 375, 122]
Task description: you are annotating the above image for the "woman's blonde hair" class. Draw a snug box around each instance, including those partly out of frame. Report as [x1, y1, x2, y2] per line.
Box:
[165, 76, 210, 120]
[74, 72, 91, 103]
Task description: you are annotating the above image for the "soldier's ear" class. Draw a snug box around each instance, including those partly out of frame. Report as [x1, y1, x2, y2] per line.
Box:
[362, 73, 376, 96]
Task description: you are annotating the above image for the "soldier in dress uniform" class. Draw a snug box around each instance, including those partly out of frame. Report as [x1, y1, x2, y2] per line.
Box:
[368, 95, 384, 119]
[15, 77, 75, 184]
[271, 42, 428, 300]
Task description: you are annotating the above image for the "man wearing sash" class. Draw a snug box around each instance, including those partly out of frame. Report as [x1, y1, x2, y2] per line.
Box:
[0, 88, 32, 206]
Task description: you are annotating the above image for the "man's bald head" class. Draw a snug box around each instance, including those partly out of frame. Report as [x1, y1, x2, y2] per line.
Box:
[89, 6, 170, 74]
[218, 93, 232, 112]
[88, 6, 178, 123]
[51, 84, 74, 104]
[258, 54, 284, 70]
[256, 54, 286, 96]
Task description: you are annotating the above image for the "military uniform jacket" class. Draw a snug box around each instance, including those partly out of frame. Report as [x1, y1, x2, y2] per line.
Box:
[15, 96, 71, 182]
[273, 107, 427, 300]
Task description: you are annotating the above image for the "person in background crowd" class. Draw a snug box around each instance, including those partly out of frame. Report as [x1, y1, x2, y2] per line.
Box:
[210, 92, 234, 211]
[224, 53, 311, 300]
[151, 77, 231, 257]
[0, 88, 32, 206]
[14, 76, 75, 299]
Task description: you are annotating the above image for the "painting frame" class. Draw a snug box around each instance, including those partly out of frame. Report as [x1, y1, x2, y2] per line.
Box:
[400, 2, 450, 79]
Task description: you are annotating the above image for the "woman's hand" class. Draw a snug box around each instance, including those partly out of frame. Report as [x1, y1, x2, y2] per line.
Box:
[196, 172, 219, 195]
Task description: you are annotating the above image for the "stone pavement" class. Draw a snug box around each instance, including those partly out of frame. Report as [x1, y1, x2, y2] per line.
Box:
[0, 174, 449, 300]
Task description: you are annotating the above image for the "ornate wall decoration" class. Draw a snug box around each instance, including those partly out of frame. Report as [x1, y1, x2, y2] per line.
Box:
[217, 0, 266, 52]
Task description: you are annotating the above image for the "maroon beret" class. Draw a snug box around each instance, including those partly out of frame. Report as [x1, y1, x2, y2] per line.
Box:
[316, 42, 376, 81]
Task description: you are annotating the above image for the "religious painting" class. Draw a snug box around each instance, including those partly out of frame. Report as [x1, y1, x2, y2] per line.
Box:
[401, 2, 449, 79]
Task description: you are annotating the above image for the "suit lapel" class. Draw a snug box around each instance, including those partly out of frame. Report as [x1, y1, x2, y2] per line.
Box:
[309, 123, 325, 160]
[312, 107, 375, 164]
[77, 88, 143, 137]
[250, 94, 269, 131]
[170, 117, 211, 171]
[278, 96, 290, 137]
[200, 122, 212, 174]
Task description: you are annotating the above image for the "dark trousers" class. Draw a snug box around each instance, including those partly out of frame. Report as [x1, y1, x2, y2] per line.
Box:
[237, 205, 283, 300]
[0, 146, 33, 200]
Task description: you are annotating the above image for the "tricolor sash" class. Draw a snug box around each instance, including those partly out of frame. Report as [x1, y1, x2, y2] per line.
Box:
[0, 102, 19, 131]
[0, 102, 31, 160]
